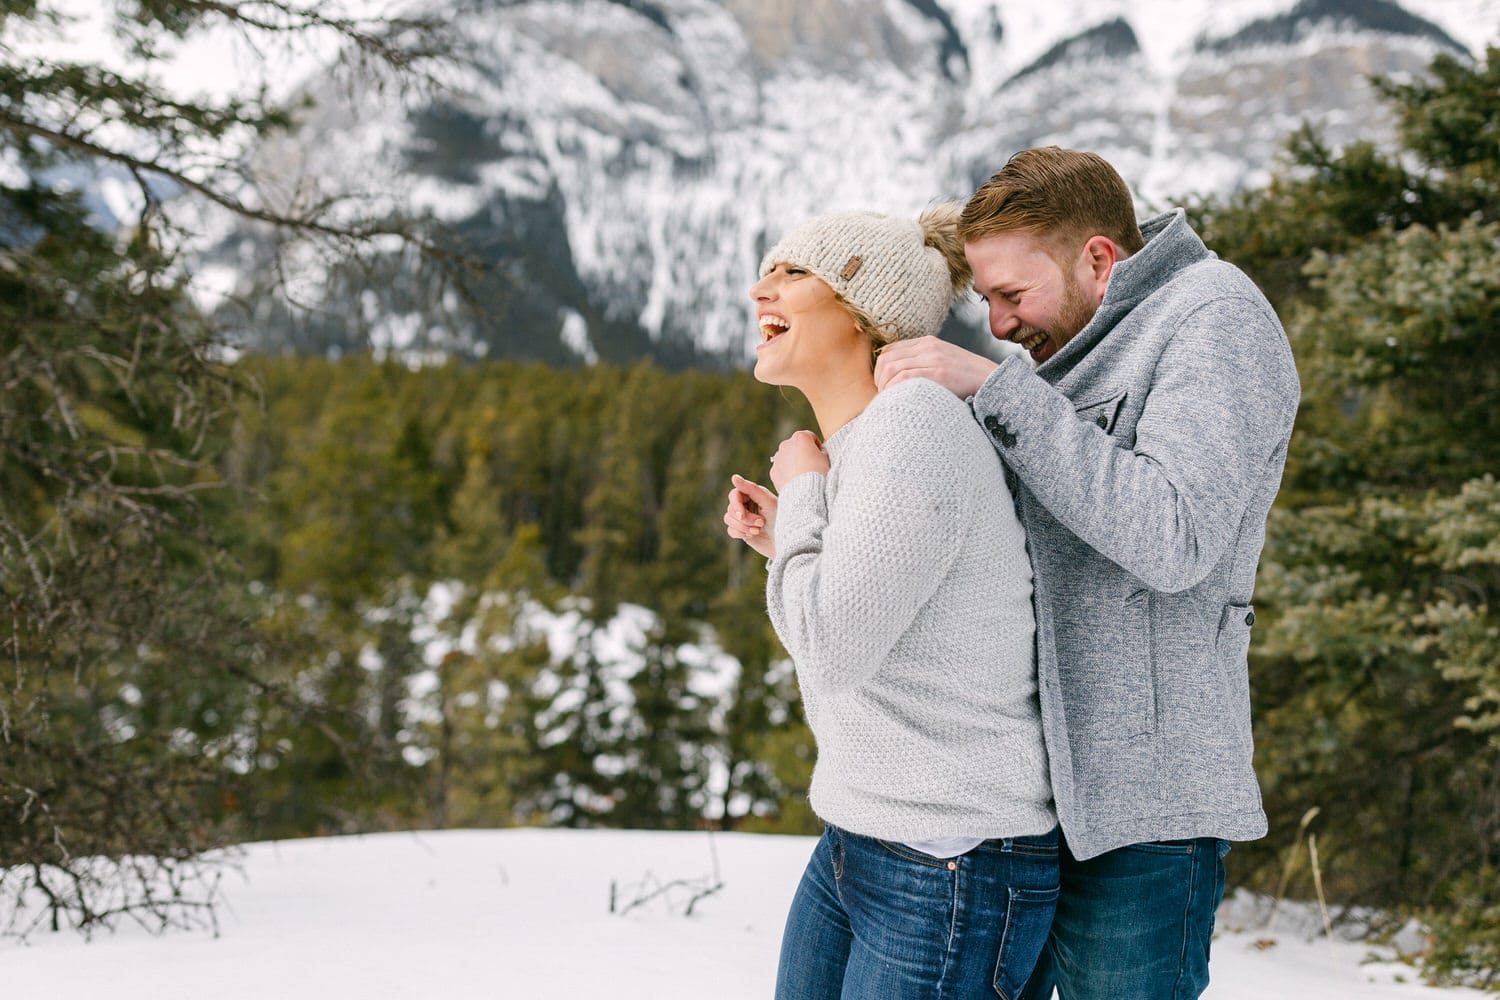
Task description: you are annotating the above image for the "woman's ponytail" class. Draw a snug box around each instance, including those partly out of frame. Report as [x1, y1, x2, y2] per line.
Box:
[917, 201, 972, 302]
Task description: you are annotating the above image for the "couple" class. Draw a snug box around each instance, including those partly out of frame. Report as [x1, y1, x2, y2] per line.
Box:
[723, 147, 1301, 1000]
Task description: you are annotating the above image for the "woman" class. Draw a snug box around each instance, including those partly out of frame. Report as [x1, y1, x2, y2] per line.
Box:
[723, 207, 1058, 1000]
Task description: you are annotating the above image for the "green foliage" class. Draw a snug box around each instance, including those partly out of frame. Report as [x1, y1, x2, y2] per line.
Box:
[16, 5, 1497, 976]
[0, 0, 446, 936]
[1188, 47, 1500, 312]
[272, 360, 447, 605]
[221, 357, 818, 836]
[1251, 494, 1498, 906]
[1377, 48, 1500, 183]
[1187, 131, 1450, 310]
[1284, 219, 1500, 499]
[1420, 477, 1500, 739]
[1422, 867, 1500, 990]
[1192, 45, 1500, 986]
[0, 159, 252, 926]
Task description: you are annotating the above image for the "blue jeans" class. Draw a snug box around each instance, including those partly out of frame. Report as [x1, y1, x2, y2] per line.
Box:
[776, 825, 1060, 1000]
[1019, 836, 1230, 1000]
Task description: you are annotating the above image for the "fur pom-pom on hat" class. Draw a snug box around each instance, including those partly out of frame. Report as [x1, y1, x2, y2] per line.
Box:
[759, 204, 971, 344]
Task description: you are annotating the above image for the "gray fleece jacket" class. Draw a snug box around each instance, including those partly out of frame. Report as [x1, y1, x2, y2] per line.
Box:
[970, 209, 1300, 861]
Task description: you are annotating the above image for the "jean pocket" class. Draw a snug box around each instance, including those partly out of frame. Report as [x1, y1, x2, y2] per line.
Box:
[992, 884, 1060, 1000]
[874, 839, 952, 869]
[1122, 839, 1197, 856]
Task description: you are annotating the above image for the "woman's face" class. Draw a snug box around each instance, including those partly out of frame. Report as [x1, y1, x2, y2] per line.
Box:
[749, 263, 868, 387]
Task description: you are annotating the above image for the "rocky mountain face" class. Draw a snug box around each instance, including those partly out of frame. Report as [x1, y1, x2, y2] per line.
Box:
[209, 0, 1490, 367]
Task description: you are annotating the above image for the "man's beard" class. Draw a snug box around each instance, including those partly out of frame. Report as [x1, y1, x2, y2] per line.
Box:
[1018, 272, 1099, 361]
[1051, 270, 1099, 346]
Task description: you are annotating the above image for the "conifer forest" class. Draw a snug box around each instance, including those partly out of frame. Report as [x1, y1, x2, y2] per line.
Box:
[2, 0, 1499, 988]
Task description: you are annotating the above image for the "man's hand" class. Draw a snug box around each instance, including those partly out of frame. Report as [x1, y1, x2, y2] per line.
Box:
[770, 430, 829, 491]
[874, 336, 1000, 397]
[724, 474, 777, 559]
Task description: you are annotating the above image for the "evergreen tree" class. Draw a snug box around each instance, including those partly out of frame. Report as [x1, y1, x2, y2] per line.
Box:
[575, 363, 661, 615]
[0, 0, 442, 934]
[1188, 47, 1500, 313]
[699, 376, 819, 830]
[1192, 47, 1500, 986]
[205, 354, 833, 838]
[416, 526, 564, 829]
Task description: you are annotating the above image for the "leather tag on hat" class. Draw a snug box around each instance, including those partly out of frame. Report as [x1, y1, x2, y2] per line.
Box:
[840, 256, 863, 280]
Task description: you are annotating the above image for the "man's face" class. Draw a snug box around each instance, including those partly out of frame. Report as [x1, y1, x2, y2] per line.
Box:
[965, 231, 1104, 365]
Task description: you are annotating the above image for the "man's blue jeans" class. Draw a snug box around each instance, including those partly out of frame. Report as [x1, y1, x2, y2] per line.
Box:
[1019, 836, 1230, 1000]
[776, 825, 1060, 1000]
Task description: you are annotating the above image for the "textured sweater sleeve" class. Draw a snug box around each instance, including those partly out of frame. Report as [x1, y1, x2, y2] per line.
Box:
[972, 295, 1300, 593]
[766, 381, 973, 693]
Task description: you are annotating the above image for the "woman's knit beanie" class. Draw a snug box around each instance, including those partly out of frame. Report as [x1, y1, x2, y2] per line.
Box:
[758, 205, 969, 343]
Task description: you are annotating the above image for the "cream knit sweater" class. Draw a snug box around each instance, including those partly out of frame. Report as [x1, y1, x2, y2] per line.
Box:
[768, 378, 1055, 842]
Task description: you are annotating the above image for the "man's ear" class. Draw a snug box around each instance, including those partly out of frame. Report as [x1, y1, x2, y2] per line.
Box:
[1081, 235, 1120, 300]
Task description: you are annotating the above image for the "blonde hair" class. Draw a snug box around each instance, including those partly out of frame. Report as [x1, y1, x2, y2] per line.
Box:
[917, 201, 972, 301]
[959, 147, 1144, 259]
[836, 294, 886, 341]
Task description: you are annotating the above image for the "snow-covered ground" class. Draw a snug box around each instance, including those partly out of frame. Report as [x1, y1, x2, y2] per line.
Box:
[1, 828, 1485, 998]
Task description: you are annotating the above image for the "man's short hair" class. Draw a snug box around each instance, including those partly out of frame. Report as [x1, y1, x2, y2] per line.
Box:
[959, 147, 1145, 258]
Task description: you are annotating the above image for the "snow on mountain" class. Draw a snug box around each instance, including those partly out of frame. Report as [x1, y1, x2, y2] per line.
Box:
[203, 0, 1498, 365]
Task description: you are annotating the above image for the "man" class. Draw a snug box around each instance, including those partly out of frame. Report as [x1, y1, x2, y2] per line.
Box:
[873, 147, 1300, 999]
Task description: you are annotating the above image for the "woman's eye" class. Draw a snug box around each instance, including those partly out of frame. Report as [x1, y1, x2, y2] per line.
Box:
[785, 267, 807, 276]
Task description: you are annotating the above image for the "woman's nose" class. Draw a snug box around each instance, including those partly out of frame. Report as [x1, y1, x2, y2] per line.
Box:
[748, 273, 775, 301]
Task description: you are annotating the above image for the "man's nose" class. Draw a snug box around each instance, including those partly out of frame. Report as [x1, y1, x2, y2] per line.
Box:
[989, 302, 1017, 337]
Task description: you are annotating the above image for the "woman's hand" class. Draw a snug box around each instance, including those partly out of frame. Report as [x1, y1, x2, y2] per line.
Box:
[770, 430, 828, 491]
[724, 474, 778, 559]
[724, 433, 825, 559]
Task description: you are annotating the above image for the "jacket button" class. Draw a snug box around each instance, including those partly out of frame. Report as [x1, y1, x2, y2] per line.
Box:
[1245, 611, 1256, 626]
[984, 414, 1016, 447]
[1095, 414, 1108, 428]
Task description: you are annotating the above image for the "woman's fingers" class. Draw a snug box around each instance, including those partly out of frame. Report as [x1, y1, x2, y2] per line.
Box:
[725, 487, 765, 535]
[729, 476, 772, 523]
[727, 495, 763, 527]
[732, 474, 775, 502]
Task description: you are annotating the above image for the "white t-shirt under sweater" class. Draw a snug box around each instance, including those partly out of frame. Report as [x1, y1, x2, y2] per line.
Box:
[767, 377, 1055, 846]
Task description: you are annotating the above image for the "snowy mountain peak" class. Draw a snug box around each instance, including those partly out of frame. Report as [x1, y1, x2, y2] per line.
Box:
[1200, 0, 1468, 55]
[207, 0, 1499, 365]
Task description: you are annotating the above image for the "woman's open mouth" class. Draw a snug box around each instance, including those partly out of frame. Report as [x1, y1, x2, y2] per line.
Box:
[759, 315, 789, 342]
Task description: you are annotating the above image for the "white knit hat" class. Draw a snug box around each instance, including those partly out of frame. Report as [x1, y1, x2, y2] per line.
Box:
[758, 210, 960, 343]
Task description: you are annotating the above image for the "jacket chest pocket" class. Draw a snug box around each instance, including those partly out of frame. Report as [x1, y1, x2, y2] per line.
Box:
[1074, 389, 1129, 439]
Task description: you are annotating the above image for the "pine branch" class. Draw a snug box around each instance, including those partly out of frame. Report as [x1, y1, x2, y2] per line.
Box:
[0, 108, 427, 245]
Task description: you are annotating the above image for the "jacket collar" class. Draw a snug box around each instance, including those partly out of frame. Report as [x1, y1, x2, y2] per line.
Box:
[1036, 208, 1213, 380]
